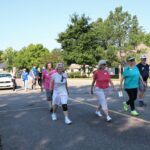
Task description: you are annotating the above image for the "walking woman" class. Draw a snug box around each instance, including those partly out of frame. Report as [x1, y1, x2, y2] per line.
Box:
[42, 62, 56, 112]
[11, 67, 17, 92]
[91, 60, 115, 122]
[50, 63, 72, 125]
[21, 68, 28, 91]
[120, 56, 146, 116]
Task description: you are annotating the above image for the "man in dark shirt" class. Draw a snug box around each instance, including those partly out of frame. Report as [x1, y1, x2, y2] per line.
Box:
[137, 54, 149, 106]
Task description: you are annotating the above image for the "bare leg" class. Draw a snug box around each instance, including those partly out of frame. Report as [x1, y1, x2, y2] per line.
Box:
[53, 104, 58, 113]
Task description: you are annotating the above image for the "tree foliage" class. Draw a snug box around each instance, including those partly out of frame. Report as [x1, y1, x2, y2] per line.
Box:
[57, 7, 144, 68]
[1, 47, 16, 70]
[57, 14, 103, 67]
[143, 33, 150, 46]
[14, 44, 50, 69]
[1, 6, 148, 71]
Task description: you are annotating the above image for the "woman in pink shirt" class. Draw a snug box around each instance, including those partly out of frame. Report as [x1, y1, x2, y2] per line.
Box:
[42, 62, 56, 113]
[91, 60, 115, 122]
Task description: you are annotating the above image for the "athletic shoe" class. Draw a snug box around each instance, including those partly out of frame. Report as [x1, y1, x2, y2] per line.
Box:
[130, 110, 139, 116]
[123, 102, 128, 111]
[51, 113, 57, 121]
[95, 111, 102, 117]
[65, 117, 72, 125]
[106, 116, 112, 122]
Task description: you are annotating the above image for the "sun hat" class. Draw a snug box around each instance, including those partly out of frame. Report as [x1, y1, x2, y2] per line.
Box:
[98, 60, 107, 66]
[140, 54, 147, 59]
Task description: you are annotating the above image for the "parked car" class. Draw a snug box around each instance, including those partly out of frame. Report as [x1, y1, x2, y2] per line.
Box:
[0, 72, 13, 89]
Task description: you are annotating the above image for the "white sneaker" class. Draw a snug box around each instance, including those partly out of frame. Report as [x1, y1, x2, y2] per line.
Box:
[106, 116, 112, 122]
[65, 117, 72, 125]
[95, 111, 102, 117]
[51, 113, 57, 121]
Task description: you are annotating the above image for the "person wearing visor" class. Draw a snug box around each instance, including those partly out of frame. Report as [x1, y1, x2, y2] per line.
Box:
[50, 63, 72, 125]
[120, 56, 146, 116]
[137, 54, 149, 106]
[91, 60, 115, 122]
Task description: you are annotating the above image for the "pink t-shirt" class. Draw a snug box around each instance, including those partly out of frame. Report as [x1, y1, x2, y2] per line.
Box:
[42, 69, 56, 90]
[93, 70, 110, 89]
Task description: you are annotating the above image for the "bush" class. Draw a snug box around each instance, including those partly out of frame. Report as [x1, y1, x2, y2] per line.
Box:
[67, 72, 87, 78]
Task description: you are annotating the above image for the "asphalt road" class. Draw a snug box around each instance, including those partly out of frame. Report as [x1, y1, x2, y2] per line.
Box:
[0, 79, 150, 150]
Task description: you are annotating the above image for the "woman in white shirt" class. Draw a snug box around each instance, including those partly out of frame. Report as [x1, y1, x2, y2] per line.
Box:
[50, 63, 72, 125]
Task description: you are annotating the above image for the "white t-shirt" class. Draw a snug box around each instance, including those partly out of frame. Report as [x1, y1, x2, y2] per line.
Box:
[52, 72, 68, 95]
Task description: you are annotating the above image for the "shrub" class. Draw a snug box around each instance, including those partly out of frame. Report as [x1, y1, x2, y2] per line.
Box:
[67, 72, 87, 78]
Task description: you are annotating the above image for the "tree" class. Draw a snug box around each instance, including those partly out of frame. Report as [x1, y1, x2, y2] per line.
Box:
[0, 50, 3, 62]
[1, 47, 17, 70]
[143, 33, 150, 46]
[57, 7, 144, 72]
[57, 14, 104, 71]
[14, 44, 50, 69]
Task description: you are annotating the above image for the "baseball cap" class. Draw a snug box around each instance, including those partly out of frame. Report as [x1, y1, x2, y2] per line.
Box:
[98, 60, 107, 65]
[140, 54, 147, 59]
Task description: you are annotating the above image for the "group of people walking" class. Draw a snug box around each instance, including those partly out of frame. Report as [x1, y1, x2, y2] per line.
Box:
[42, 54, 149, 125]
[12, 54, 149, 125]
[11, 65, 43, 92]
[91, 55, 149, 122]
[21, 65, 43, 91]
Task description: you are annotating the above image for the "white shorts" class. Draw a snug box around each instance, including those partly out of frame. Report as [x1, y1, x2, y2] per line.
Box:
[52, 91, 68, 105]
[95, 87, 109, 110]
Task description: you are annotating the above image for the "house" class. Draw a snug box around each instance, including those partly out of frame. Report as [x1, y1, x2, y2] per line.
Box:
[136, 43, 150, 65]
[67, 64, 81, 73]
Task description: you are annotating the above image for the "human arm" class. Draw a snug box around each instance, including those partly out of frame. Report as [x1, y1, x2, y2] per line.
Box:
[139, 75, 147, 87]
[91, 79, 95, 95]
[49, 78, 54, 91]
[109, 79, 116, 91]
[65, 81, 69, 95]
[120, 77, 124, 91]
[42, 72, 45, 89]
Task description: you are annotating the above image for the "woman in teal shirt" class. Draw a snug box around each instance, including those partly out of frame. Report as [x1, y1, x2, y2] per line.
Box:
[120, 56, 146, 116]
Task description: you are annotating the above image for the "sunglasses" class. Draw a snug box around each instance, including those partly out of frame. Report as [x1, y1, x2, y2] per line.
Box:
[102, 64, 106, 66]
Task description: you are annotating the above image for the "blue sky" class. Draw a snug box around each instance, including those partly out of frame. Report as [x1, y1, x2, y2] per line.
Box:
[0, 0, 150, 51]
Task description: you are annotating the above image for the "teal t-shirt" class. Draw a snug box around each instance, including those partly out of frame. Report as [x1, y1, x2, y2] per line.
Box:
[122, 66, 140, 89]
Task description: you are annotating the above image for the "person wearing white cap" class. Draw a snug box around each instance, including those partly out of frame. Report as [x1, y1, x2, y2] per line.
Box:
[91, 60, 115, 122]
[50, 63, 72, 125]
[137, 54, 149, 106]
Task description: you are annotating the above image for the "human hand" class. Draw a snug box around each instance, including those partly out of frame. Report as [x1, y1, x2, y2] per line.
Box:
[143, 81, 147, 87]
